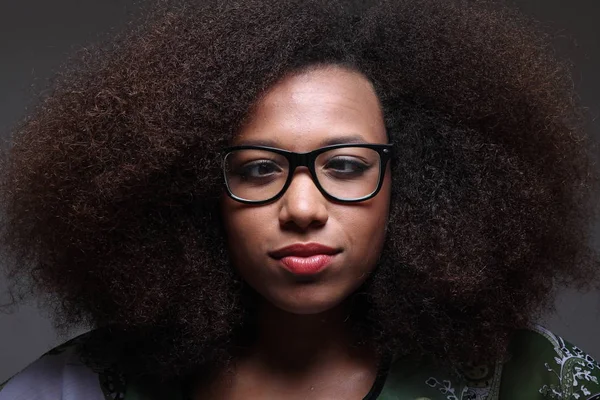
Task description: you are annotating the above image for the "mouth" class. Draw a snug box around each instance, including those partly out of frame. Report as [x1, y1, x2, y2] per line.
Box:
[269, 242, 341, 275]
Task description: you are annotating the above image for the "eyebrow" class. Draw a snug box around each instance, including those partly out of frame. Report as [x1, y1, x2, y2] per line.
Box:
[236, 134, 369, 148]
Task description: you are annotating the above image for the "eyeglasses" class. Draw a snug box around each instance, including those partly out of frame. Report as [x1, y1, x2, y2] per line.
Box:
[222, 143, 393, 204]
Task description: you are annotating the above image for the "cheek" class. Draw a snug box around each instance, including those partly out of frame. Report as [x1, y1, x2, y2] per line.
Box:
[363, 179, 392, 263]
[365, 174, 391, 236]
[221, 199, 262, 260]
[338, 182, 391, 269]
[220, 198, 281, 277]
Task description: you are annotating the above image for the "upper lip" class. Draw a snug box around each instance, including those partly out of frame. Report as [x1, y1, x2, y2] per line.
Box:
[269, 242, 340, 259]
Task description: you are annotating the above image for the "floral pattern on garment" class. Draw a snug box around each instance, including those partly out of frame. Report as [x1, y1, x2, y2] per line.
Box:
[1, 323, 599, 400]
[376, 324, 600, 400]
[424, 359, 504, 400]
[413, 325, 600, 400]
[535, 325, 600, 399]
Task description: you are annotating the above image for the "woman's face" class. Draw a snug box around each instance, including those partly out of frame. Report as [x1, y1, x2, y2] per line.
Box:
[221, 66, 391, 315]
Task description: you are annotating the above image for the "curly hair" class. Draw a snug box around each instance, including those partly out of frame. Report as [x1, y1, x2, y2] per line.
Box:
[1, 0, 599, 382]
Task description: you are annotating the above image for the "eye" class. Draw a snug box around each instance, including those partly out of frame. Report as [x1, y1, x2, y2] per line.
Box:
[323, 156, 370, 176]
[236, 160, 283, 179]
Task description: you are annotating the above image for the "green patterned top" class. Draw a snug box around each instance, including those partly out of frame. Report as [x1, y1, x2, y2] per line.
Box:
[1, 324, 599, 399]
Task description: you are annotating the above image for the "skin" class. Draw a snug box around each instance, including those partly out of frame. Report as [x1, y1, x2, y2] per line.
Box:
[195, 65, 392, 399]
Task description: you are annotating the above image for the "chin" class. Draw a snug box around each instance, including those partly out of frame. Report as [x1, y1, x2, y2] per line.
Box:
[278, 303, 338, 315]
[268, 290, 350, 315]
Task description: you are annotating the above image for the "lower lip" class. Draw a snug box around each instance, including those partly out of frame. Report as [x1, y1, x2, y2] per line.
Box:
[279, 254, 335, 275]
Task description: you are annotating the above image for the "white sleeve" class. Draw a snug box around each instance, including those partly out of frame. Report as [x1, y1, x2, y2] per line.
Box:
[0, 344, 106, 400]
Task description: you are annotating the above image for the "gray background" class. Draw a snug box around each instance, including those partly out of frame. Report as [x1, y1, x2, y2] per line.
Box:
[1, 0, 599, 383]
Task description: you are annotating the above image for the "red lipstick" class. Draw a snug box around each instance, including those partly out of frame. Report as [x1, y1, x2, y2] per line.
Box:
[269, 243, 340, 275]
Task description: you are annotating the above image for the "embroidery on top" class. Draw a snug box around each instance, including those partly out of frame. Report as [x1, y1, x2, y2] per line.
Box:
[425, 357, 503, 399]
[533, 324, 599, 400]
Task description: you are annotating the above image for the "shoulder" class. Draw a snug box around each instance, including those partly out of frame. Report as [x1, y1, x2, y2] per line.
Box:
[500, 323, 600, 399]
[380, 323, 600, 400]
[0, 331, 123, 400]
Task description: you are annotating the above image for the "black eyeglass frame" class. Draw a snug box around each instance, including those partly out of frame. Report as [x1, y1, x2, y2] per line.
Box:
[221, 143, 394, 204]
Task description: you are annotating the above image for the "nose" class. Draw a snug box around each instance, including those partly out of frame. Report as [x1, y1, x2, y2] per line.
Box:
[278, 168, 329, 231]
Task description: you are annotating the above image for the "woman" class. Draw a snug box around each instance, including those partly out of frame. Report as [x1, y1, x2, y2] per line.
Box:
[0, 0, 599, 398]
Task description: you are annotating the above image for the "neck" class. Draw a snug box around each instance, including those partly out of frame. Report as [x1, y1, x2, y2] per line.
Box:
[188, 297, 382, 399]
[244, 298, 372, 373]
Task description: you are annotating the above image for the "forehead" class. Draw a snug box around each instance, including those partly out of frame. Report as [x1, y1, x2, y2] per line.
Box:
[234, 66, 387, 150]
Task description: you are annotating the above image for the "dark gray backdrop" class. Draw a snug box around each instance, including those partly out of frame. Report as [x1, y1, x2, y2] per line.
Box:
[1, 0, 599, 383]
